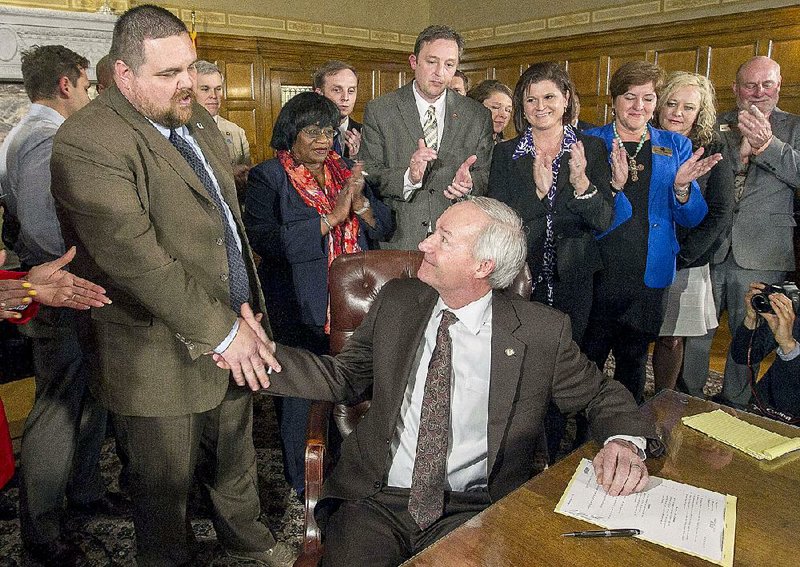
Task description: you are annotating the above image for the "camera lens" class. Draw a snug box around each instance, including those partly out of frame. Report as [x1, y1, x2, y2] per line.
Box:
[751, 293, 773, 314]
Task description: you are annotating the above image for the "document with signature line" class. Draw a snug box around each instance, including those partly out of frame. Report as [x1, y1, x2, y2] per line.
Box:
[556, 459, 736, 567]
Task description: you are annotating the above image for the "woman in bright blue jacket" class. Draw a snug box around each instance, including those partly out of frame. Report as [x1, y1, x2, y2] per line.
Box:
[581, 61, 719, 404]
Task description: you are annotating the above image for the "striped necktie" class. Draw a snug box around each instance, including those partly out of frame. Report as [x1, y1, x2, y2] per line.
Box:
[423, 105, 438, 150]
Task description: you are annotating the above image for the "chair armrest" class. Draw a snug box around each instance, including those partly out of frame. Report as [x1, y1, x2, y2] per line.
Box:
[297, 400, 333, 565]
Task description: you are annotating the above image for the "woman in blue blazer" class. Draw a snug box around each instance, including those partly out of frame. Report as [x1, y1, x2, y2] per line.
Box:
[244, 93, 392, 495]
[581, 61, 719, 404]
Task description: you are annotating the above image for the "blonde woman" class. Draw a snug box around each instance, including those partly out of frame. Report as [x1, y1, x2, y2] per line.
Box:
[651, 72, 734, 394]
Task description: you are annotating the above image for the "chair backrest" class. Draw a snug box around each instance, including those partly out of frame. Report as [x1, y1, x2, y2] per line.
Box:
[328, 249, 532, 356]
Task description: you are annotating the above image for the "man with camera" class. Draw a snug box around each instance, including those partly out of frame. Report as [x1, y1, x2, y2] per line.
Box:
[731, 282, 799, 420]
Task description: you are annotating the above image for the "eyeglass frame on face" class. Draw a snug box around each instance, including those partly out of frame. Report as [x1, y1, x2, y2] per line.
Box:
[300, 125, 337, 139]
[737, 80, 778, 93]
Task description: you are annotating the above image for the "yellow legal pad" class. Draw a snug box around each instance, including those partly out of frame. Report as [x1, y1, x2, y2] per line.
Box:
[682, 409, 800, 460]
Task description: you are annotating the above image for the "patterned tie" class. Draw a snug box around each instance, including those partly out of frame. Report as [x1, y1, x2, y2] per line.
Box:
[169, 129, 250, 314]
[422, 105, 438, 151]
[408, 309, 458, 530]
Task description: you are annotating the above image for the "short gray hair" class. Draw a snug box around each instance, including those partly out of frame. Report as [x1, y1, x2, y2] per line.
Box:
[193, 59, 221, 76]
[469, 197, 526, 289]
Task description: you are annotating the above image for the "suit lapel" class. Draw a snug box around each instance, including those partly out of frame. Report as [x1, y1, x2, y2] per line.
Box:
[106, 87, 216, 206]
[397, 83, 425, 145]
[440, 90, 463, 151]
[486, 291, 525, 476]
[384, 285, 439, 431]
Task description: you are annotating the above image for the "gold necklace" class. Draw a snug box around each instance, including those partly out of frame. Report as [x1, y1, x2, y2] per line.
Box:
[613, 122, 647, 182]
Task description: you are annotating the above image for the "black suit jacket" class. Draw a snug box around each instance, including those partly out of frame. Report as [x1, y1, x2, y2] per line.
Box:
[268, 278, 657, 504]
[488, 132, 614, 284]
[341, 117, 362, 159]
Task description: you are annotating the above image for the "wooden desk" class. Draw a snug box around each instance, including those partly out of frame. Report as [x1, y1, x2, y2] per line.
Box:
[404, 391, 800, 566]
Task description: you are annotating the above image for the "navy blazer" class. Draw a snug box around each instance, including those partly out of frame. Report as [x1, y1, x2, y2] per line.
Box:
[586, 123, 708, 288]
[732, 317, 800, 417]
[244, 158, 392, 331]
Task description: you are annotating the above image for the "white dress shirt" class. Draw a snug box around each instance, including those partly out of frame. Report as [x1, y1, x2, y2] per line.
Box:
[402, 81, 448, 200]
[387, 291, 647, 492]
[388, 292, 493, 491]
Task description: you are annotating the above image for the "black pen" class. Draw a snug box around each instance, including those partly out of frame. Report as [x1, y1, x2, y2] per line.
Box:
[561, 529, 641, 538]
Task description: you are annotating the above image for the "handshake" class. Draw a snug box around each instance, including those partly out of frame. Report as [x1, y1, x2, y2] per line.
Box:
[211, 302, 281, 392]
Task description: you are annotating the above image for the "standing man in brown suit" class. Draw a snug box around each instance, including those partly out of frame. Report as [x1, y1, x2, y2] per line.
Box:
[51, 5, 293, 566]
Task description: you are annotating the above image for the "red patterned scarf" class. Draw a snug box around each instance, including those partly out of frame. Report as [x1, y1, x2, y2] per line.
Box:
[277, 149, 362, 332]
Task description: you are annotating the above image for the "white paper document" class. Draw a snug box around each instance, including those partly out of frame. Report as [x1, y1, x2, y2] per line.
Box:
[555, 459, 736, 566]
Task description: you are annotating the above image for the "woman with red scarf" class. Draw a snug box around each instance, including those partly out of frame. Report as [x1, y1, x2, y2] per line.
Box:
[244, 92, 391, 496]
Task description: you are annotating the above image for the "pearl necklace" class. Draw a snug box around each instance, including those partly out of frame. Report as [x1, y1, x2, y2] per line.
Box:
[612, 122, 647, 182]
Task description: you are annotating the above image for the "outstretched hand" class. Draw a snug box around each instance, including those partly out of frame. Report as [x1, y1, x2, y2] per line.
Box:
[26, 247, 111, 309]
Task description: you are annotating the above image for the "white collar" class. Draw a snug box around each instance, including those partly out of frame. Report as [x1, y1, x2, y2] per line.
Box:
[434, 291, 492, 336]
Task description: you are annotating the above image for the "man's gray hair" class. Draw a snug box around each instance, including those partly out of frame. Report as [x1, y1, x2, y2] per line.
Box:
[194, 59, 221, 76]
[469, 196, 526, 289]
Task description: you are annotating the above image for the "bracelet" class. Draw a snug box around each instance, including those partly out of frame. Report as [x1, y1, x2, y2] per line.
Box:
[321, 214, 333, 231]
[573, 186, 597, 200]
[674, 184, 690, 200]
[354, 201, 371, 215]
[610, 182, 624, 195]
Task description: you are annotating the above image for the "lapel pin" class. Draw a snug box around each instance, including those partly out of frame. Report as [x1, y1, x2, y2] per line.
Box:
[505, 348, 515, 357]
[196, 122, 204, 129]
[452, 112, 458, 119]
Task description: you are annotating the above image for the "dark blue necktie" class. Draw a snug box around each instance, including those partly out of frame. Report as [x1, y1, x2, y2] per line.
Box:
[169, 129, 250, 313]
[333, 132, 344, 157]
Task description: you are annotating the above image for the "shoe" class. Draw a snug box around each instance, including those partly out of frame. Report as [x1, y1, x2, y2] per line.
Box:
[24, 538, 85, 567]
[225, 541, 298, 567]
[68, 490, 131, 517]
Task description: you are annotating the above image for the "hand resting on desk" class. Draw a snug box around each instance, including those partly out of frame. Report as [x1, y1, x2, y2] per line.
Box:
[593, 438, 648, 496]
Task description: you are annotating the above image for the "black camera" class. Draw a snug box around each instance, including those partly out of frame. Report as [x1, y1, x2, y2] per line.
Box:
[750, 281, 800, 314]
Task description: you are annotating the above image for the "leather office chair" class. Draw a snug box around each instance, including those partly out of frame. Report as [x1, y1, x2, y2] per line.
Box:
[295, 249, 536, 566]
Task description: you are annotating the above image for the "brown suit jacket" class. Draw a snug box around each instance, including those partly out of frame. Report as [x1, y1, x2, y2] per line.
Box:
[51, 86, 267, 417]
[269, 277, 656, 503]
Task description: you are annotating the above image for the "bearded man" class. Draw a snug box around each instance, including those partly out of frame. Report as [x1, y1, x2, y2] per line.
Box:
[50, 5, 294, 566]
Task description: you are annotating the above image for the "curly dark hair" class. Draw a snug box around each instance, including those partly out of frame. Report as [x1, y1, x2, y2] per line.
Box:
[270, 92, 340, 151]
[20, 45, 88, 102]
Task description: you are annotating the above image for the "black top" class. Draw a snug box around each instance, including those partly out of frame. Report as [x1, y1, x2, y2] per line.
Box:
[594, 141, 668, 335]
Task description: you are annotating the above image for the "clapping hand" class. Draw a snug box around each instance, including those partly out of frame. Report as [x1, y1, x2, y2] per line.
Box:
[568, 141, 591, 195]
[610, 138, 629, 190]
[344, 128, 361, 157]
[409, 139, 438, 184]
[444, 155, 477, 200]
[674, 146, 723, 188]
[738, 105, 773, 151]
[533, 151, 554, 200]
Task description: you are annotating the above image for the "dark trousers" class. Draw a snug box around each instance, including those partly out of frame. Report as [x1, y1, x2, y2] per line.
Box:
[113, 385, 274, 566]
[18, 310, 106, 544]
[321, 487, 491, 567]
[582, 317, 655, 405]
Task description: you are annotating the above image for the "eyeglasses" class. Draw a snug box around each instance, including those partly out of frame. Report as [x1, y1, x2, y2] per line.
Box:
[301, 125, 336, 139]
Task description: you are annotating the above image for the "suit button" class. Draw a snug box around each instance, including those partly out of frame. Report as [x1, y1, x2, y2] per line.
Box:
[220, 273, 229, 281]
[216, 238, 224, 246]
[373, 481, 381, 489]
[421, 221, 428, 227]
[652, 223, 659, 228]
[733, 207, 740, 214]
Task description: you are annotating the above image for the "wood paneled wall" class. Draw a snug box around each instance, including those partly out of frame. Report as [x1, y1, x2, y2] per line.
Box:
[197, 35, 408, 163]
[460, 6, 800, 136]
[199, 6, 800, 278]
[199, 6, 800, 160]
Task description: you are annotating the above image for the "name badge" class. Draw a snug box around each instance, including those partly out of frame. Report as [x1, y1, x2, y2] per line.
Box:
[719, 123, 731, 132]
[652, 146, 673, 157]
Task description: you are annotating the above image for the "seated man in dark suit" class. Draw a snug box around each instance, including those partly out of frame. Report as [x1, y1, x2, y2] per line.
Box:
[221, 197, 659, 567]
[732, 282, 799, 419]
